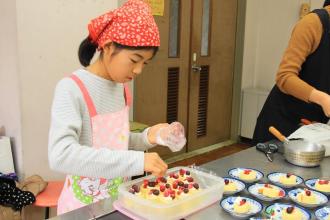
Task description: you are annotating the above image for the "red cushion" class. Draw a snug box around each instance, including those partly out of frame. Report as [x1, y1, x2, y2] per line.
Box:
[34, 181, 64, 207]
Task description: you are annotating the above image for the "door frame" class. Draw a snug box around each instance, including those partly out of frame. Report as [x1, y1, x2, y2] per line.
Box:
[230, 0, 247, 141]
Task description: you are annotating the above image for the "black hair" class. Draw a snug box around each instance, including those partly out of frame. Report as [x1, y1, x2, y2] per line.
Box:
[78, 37, 159, 67]
[324, 0, 330, 7]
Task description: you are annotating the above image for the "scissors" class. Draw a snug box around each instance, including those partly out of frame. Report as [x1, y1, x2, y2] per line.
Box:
[256, 143, 278, 162]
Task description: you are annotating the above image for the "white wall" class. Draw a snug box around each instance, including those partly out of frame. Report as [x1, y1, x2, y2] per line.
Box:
[241, 0, 324, 91]
[0, 0, 119, 181]
[0, 0, 23, 176]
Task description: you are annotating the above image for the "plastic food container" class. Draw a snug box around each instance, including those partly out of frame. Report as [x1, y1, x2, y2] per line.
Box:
[117, 166, 224, 220]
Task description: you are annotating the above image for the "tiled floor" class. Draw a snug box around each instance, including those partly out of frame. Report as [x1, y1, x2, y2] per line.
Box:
[168, 143, 251, 168]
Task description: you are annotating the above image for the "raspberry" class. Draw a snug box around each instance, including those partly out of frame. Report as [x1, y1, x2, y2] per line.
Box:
[305, 190, 311, 196]
[186, 177, 194, 182]
[224, 179, 229, 185]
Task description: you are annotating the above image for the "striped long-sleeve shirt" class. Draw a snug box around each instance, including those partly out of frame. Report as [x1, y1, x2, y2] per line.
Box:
[48, 69, 154, 179]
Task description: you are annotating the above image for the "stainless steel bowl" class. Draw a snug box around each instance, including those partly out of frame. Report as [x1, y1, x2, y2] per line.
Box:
[284, 142, 325, 167]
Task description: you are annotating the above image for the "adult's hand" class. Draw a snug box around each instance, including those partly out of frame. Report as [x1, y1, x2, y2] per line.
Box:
[309, 89, 330, 117]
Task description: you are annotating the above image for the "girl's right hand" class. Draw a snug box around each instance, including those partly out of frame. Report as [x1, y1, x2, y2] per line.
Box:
[144, 152, 168, 177]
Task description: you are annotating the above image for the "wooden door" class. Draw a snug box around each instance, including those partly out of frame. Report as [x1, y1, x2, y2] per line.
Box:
[134, 0, 238, 158]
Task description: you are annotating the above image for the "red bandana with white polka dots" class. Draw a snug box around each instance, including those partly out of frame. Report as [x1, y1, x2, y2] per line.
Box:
[88, 0, 160, 48]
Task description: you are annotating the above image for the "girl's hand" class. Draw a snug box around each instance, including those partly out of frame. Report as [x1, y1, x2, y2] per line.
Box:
[309, 89, 330, 117]
[144, 152, 168, 176]
[147, 123, 169, 144]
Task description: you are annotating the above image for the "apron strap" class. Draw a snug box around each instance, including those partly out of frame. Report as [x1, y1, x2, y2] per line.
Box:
[70, 74, 97, 118]
[123, 83, 132, 107]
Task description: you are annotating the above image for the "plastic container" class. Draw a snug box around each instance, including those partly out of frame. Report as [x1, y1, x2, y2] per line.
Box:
[117, 166, 224, 220]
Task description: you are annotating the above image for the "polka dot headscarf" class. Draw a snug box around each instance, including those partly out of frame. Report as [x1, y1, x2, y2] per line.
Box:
[88, 0, 160, 48]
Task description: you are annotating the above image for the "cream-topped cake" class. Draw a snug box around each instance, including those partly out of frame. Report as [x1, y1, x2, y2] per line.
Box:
[315, 180, 330, 193]
[279, 173, 296, 185]
[239, 169, 257, 181]
[224, 179, 237, 192]
[258, 184, 284, 198]
[281, 206, 303, 220]
[128, 168, 201, 204]
[297, 189, 317, 204]
[233, 197, 250, 214]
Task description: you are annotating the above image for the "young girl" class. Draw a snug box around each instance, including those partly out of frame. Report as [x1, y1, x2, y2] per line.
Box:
[48, 0, 176, 214]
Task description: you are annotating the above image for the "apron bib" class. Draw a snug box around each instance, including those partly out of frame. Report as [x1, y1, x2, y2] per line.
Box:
[57, 74, 132, 215]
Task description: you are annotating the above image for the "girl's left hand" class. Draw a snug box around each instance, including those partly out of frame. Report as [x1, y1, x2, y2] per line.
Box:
[147, 123, 169, 144]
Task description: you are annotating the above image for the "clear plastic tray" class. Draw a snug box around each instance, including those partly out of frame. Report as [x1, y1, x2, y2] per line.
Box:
[117, 166, 224, 220]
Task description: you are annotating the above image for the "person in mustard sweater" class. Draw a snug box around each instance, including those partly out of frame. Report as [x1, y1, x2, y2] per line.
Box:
[253, 0, 330, 143]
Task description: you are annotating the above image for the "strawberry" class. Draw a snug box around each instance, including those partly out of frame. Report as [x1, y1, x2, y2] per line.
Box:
[179, 169, 186, 176]
[160, 185, 166, 192]
[172, 182, 178, 189]
[239, 199, 246, 206]
[243, 170, 251, 175]
[164, 191, 170, 197]
[132, 184, 140, 193]
[143, 179, 149, 185]
[278, 191, 284, 197]
[186, 177, 194, 182]
[286, 206, 294, 214]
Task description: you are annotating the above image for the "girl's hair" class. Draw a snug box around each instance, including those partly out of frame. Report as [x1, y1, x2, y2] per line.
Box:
[324, 0, 330, 7]
[78, 37, 159, 67]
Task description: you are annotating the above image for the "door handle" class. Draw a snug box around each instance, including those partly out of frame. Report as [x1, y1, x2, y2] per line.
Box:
[192, 64, 202, 72]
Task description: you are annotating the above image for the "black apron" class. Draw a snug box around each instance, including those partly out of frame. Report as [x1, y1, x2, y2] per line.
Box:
[253, 9, 330, 144]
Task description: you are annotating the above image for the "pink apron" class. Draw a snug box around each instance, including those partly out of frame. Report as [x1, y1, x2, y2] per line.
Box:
[57, 74, 132, 215]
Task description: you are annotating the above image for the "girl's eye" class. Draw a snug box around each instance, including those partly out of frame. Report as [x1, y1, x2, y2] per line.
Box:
[130, 59, 137, 63]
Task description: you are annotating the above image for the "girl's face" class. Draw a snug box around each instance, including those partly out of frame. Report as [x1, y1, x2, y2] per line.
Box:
[102, 44, 154, 83]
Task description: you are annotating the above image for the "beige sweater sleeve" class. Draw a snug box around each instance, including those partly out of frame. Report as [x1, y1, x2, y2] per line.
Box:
[275, 8, 328, 102]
